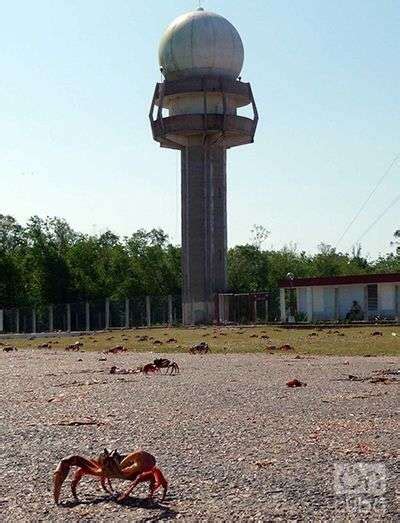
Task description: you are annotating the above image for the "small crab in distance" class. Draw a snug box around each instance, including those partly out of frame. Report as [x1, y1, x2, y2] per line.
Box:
[189, 342, 209, 354]
[105, 345, 127, 354]
[140, 359, 179, 375]
[153, 358, 180, 375]
[53, 448, 168, 504]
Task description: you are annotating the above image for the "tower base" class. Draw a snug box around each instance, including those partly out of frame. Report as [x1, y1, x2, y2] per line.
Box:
[182, 300, 215, 326]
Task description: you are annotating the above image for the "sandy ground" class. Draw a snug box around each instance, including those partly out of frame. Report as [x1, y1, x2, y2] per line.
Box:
[1, 350, 399, 522]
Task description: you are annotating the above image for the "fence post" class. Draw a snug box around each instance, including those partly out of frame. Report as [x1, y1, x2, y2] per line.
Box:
[32, 308, 37, 334]
[279, 289, 286, 323]
[85, 302, 90, 331]
[105, 298, 110, 329]
[217, 294, 223, 324]
[49, 305, 54, 332]
[146, 296, 151, 327]
[265, 298, 269, 323]
[168, 295, 173, 326]
[125, 298, 130, 328]
[66, 304, 71, 332]
[0, 309, 3, 332]
[253, 299, 258, 324]
[16, 309, 20, 333]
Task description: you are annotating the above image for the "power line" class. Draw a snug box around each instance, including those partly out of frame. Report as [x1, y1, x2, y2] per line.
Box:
[335, 152, 400, 248]
[355, 192, 400, 245]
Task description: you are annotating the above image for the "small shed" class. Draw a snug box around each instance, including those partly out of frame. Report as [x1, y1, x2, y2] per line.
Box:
[279, 273, 400, 323]
[215, 292, 269, 324]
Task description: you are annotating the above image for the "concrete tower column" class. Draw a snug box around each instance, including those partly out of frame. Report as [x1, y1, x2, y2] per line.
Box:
[181, 142, 227, 324]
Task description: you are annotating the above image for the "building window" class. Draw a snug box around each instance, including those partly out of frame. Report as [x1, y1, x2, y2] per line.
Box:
[367, 284, 378, 311]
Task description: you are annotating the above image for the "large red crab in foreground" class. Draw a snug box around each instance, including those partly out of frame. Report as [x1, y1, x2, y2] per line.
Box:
[53, 448, 167, 504]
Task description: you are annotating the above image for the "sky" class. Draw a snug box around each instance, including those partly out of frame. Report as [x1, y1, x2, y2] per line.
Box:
[1, 0, 399, 259]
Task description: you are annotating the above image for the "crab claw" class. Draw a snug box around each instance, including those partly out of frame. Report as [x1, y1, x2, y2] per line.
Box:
[53, 460, 70, 504]
[53, 455, 101, 504]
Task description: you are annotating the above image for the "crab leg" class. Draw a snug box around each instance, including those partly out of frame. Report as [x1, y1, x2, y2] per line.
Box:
[117, 467, 168, 502]
[70, 468, 113, 499]
[101, 477, 114, 494]
[70, 468, 88, 499]
[150, 467, 168, 501]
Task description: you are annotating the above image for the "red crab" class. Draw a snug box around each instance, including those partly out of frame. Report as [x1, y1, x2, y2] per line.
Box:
[140, 363, 159, 375]
[65, 341, 82, 352]
[105, 345, 127, 354]
[140, 359, 179, 375]
[153, 358, 179, 374]
[3, 346, 17, 352]
[189, 342, 209, 354]
[286, 379, 307, 388]
[53, 448, 167, 504]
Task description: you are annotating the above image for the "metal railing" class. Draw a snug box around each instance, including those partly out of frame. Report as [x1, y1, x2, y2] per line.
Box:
[0, 295, 182, 334]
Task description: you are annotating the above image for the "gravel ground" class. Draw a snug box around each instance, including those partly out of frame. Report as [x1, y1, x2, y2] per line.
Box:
[1, 350, 399, 522]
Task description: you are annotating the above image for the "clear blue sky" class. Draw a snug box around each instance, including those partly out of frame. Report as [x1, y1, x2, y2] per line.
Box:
[1, 1, 399, 258]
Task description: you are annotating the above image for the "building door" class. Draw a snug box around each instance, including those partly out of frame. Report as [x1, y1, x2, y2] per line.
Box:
[367, 284, 378, 319]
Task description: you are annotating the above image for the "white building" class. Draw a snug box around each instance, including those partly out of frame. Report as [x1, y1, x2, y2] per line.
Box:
[279, 273, 400, 323]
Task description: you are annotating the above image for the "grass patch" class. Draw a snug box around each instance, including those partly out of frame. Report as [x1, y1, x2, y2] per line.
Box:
[2, 325, 400, 356]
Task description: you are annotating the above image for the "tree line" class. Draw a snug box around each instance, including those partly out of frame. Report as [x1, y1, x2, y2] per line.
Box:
[0, 215, 399, 318]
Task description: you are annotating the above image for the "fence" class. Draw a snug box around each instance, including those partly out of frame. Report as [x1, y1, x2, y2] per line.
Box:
[0, 295, 182, 334]
[216, 292, 269, 324]
[0, 293, 275, 334]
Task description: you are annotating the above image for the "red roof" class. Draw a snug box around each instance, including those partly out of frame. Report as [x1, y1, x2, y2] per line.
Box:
[279, 273, 400, 288]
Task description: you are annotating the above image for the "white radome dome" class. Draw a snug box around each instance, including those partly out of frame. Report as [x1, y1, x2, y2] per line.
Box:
[159, 8, 244, 81]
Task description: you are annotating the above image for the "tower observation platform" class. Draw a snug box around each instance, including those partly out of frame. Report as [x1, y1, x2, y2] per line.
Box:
[150, 8, 258, 324]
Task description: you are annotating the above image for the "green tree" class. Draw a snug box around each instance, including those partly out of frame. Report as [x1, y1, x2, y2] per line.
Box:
[0, 214, 25, 252]
[124, 229, 181, 296]
[22, 217, 74, 304]
[0, 252, 26, 307]
[228, 245, 269, 292]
